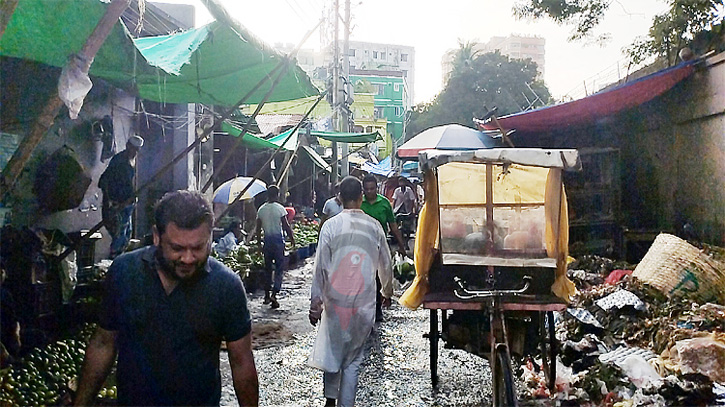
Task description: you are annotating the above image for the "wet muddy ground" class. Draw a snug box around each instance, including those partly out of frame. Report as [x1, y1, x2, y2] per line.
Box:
[219, 259, 504, 407]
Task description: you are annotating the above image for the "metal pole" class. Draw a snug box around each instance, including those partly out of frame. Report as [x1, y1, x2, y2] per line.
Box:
[340, 0, 350, 177]
[331, 0, 340, 185]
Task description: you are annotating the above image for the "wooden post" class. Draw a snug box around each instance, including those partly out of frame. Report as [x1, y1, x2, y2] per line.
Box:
[218, 93, 327, 220]
[0, 0, 132, 197]
[0, 0, 19, 40]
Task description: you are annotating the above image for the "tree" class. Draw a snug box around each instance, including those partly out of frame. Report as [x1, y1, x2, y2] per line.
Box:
[446, 40, 481, 81]
[513, 0, 610, 41]
[625, 1, 725, 65]
[406, 50, 551, 139]
[513, 0, 724, 64]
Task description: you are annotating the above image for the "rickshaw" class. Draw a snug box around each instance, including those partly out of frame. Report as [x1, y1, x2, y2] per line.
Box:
[399, 148, 581, 406]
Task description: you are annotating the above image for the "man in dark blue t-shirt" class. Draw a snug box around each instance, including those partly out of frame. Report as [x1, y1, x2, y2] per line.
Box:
[74, 191, 258, 406]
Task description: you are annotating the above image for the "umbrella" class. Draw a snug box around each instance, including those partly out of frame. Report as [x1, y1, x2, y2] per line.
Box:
[213, 177, 267, 204]
[396, 124, 502, 159]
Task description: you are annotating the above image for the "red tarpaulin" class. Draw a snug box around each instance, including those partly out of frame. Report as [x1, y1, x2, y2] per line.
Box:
[478, 61, 696, 133]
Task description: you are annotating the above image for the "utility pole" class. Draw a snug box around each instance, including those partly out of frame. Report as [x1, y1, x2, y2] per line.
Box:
[340, 0, 350, 177]
[330, 0, 340, 185]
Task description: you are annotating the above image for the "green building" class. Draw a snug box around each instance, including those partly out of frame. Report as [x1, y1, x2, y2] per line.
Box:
[350, 69, 409, 157]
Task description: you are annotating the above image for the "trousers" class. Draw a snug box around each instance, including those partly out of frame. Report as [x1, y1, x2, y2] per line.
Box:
[323, 345, 366, 407]
[104, 202, 135, 259]
[263, 234, 286, 292]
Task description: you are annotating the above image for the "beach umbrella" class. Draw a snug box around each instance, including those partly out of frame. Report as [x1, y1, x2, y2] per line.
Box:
[396, 124, 501, 159]
[213, 177, 267, 204]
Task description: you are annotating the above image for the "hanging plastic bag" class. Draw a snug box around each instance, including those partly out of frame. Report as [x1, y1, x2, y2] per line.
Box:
[58, 53, 93, 119]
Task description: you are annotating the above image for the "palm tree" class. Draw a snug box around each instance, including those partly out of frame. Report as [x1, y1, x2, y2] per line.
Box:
[446, 40, 480, 83]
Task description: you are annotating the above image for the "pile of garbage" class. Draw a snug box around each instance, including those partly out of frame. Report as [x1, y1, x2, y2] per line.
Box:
[522, 234, 725, 407]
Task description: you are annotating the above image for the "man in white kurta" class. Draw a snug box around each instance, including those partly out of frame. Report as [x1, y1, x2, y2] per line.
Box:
[308, 176, 393, 407]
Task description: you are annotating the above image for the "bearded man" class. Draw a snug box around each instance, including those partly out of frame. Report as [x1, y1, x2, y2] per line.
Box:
[74, 190, 258, 406]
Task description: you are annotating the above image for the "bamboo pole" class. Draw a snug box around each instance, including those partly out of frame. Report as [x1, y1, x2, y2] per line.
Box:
[55, 7, 322, 260]
[0, 0, 132, 197]
[0, 0, 19, 40]
[217, 92, 327, 220]
[55, 62, 287, 262]
[287, 143, 368, 191]
[200, 60, 292, 193]
[200, 18, 323, 193]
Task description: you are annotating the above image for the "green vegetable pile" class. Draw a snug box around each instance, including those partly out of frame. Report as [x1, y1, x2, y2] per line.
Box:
[394, 257, 416, 283]
[214, 242, 270, 275]
[0, 323, 116, 406]
[292, 221, 319, 247]
[213, 244, 260, 279]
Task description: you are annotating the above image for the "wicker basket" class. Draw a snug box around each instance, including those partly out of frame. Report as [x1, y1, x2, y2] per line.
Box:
[632, 233, 725, 304]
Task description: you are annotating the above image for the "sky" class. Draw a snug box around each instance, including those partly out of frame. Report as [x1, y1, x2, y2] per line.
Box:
[161, 0, 669, 104]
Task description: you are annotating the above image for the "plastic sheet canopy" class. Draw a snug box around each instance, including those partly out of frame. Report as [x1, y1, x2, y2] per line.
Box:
[0, 0, 319, 106]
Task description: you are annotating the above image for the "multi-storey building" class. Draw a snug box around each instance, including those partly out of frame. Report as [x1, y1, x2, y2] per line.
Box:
[350, 69, 408, 154]
[275, 41, 414, 160]
[345, 41, 415, 106]
[442, 34, 545, 81]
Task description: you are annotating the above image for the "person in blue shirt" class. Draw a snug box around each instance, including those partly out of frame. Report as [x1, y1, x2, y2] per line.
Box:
[74, 190, 258, 406]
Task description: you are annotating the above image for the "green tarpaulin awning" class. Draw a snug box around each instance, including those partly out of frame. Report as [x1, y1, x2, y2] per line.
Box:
[132, 21, 319, 106]
[267, 128, 381, 147]
[311, 130, 381, 143]
[268, 128, 299, 149]
[0, 0, 319, 106]
[221, 122, 290, 151]
[302, 145, 331, 172]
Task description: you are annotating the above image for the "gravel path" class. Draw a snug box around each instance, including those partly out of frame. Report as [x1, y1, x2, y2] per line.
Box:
[219, 259, 499, 407]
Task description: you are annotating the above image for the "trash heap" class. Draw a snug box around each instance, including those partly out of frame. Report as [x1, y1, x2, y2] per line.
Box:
[522, 234, 725, 407]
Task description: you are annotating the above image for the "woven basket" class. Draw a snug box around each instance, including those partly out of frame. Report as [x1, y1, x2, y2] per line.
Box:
[633, 233, 725, 304]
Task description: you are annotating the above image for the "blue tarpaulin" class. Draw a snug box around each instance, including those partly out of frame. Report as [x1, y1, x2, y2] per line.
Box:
[362, 156, 393, 177]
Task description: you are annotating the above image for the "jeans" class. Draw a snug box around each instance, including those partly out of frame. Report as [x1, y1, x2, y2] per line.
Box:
[323, 345, 366, 407]
[263, 234, 286, 292]
[107, 203, 135, 258]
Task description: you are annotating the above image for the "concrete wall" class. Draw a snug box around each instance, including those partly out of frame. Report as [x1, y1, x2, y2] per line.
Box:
[514, 52, 725, 246]
[0, 59, 137, 259]
[1, 59, 213, 261]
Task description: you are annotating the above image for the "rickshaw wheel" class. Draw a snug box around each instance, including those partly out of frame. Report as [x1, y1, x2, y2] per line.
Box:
[430, 309, 439, 388]
[539, 311, 557, 392]
[493, 344, 517, 407]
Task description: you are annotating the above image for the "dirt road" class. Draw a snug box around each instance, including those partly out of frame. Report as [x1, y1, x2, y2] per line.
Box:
[219, 259, 497, 407]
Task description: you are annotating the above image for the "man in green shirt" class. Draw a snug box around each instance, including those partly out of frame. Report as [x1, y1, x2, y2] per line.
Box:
[361, 175, 407, 256]
[361, 174, 407, 322]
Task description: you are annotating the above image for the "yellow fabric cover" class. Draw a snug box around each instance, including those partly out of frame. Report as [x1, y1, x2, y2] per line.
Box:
[437, 162, 548, 204]
[399, 164, 577, 309]
[398, 170, 439, 309]
[545, 169, 577, 301]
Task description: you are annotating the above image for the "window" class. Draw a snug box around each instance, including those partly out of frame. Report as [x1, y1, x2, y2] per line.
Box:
[394, 83, 400, 92]
[349, 49, 356, 56]
[401, 53, 408, 62]
[374, 84, 385, 95]
[373, 51, 378, 59]
[395, 106, 404, 116]
[373, 107, 383, 119]
[380, 52, 386, 60]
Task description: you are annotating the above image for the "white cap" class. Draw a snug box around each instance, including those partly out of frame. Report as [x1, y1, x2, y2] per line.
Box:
[128, 135, 144, 148]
